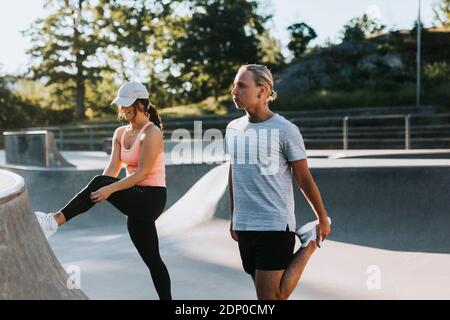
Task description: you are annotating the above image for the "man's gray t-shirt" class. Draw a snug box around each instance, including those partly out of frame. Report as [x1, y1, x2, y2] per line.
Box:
[225, 113, 307, 231]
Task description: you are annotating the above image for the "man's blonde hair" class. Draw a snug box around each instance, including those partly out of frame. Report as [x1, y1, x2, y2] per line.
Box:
[239, 64, 278, 102]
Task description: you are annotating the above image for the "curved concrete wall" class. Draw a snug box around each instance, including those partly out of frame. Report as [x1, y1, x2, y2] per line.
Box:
[0, 170, 87, 299]
[2, 162, 449, 254]
[294, 166, 450, 253]
[213, 164, 450, 253]
[0, 163, 220, 228]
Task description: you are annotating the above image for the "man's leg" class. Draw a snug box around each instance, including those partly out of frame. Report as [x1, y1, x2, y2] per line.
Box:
[255, 241, 317, 300]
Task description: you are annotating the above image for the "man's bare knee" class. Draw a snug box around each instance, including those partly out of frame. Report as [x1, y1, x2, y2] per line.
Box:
[257, 291, 277, 300]
[277, 290, 289, 300]
[255, 270, 285, 300]
[257, 290, 288, 300]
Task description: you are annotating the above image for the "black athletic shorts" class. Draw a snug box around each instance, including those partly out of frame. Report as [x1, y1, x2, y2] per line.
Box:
[236, 230, 295, 276]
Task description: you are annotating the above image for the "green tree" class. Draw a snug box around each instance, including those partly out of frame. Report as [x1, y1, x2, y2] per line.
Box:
[169, 0, 270, 101]
[0, 76, 72, 130]
[287, 22, 317, 59]
[340, 14, 385, 42]
[0, 76, 23, 130]
[96, 0, 180, 107]
[257, 30, 285, 72]
[25, 0, 115, 120]
[433, 0, 450, 27]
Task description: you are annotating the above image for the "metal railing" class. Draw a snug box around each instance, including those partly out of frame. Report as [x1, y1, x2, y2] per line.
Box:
[23, 123, 120, 151]
[340, 113, 450, 150]
[4, 112, 449, 151]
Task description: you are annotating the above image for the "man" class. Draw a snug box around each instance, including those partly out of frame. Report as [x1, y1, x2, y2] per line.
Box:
[225, 64, 331, 300]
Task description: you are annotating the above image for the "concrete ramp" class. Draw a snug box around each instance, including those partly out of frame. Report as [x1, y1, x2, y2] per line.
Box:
[0, 169, 87, 299]
[1, 149, 449, 299]
[294, 165, 450, 253]
[157, 162, 230, 234]
[3, 130, 74, 168]
[0, 162, 222, 229]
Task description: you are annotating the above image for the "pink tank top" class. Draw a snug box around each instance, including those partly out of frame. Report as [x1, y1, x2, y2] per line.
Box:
[120, 122, 166, 187]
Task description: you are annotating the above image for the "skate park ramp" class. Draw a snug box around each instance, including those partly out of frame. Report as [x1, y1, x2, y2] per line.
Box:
[156, 163, 229, 234]
[0, 148, 449, 299]
[328, 149, 450, 159]
[0, 169, 87, 299]
[294, 164, 450, 253]
[3, 131, 74, 168]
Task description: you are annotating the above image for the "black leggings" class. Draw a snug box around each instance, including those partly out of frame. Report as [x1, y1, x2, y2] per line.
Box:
[60, 174, 171, 300]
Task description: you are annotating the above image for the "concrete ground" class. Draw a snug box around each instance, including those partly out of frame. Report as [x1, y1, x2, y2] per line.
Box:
[1, 148, 450, 169]
[49, 218, 450, 300]
[1, 148, 449, 299]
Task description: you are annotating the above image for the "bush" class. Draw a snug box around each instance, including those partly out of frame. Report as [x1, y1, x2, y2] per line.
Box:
[0, 78, 73, 131]
[272, 84, 419, 111]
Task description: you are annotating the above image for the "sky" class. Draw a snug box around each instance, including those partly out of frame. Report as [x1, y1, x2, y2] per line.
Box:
[0, 0, 438, 75]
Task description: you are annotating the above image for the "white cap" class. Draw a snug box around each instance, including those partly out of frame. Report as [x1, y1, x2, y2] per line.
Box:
[111, 82, 149, 107]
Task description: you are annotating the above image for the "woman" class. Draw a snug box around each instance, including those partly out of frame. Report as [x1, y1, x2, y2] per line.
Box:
[226, 64, 331, 300]
[35, 81, 171, 300]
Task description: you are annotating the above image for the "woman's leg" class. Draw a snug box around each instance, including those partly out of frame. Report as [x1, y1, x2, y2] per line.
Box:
[59, 174, 166, 223]
[57, 174, 171, 298]
[58, 175, 121, 223]
[108, 184, 170, 299]
[127, 217, 172, 300]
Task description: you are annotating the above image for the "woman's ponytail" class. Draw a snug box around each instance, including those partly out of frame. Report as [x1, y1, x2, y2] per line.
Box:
[135, 99, 163, 132]
[147, 102, 163, 132]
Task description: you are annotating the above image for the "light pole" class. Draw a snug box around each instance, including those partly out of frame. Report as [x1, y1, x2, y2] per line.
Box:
[416, 0, 422, 109]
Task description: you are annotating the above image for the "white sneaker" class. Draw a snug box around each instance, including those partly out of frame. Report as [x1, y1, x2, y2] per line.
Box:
[296, 217, 332, 248]
[35, 211, 59, 239]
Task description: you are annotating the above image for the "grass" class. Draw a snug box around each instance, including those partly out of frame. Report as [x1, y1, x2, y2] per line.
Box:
[158, 96, 230, 118]
[84, 96, 231, 122]
[73, 82, 450, 126]
[272, 83, 450, 111]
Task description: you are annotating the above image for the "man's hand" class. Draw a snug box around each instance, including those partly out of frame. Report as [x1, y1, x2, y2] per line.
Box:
[316, 217, 331, 248]
[230, 222, 238, 242]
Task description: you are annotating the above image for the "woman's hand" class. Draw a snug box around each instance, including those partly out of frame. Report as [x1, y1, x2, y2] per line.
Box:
[90, 185, 114, 203]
